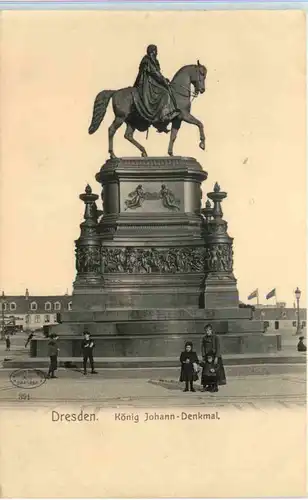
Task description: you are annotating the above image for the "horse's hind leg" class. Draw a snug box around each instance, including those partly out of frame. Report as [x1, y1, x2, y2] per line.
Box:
[124, 123, 147, 157]
[168, 118, 182, 156]
[108, 116, 125, 159]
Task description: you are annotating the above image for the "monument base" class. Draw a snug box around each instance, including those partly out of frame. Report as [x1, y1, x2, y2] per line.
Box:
[32, 307, 281, 358]
[34, 156, 281, 362]
[32, 333, 281, 359]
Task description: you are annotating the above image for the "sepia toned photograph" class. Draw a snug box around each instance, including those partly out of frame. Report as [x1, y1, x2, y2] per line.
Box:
[0, 6, 306, 498]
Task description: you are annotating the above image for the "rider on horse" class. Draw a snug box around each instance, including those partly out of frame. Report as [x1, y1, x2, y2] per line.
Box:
[133, 44, 180, 134]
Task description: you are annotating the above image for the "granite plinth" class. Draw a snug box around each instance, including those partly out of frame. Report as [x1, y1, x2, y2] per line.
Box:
[32, 333, 281, 359]
[58, 308, 254, 322]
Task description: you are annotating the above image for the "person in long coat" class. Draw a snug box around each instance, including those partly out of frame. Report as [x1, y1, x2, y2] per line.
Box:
[201, 323, 226, 390]
[179, 341, 199, 392]
[133, 44, 179, 133]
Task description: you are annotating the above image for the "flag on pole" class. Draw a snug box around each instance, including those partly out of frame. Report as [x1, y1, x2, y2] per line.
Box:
[247, 289, 258, 300]
[266, 288, 276, 300]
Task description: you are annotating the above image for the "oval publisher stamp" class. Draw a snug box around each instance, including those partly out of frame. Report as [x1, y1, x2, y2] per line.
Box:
[9, 369, 47, 389]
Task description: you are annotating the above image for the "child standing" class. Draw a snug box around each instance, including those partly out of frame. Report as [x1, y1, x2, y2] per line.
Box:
[5, 332, 11, 351]
[179, 341, 199, 392]
[201, 354, 219, 392]
[47, 334, 59, 379]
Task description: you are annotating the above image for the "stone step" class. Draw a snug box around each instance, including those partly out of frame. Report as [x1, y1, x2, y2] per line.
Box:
[52, 324, 264, 336]
[114, 320, 263, 335]
[3, 352, 306, 371]
[59, 308, 253, 323]
[30, 333, 281, 357]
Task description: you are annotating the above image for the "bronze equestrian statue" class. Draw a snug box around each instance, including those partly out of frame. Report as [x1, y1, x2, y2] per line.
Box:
[88, 44, 207, 158]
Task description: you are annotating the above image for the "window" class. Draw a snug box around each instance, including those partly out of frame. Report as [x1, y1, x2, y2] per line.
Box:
[274, 321, 279, 330]
[302, 321, 306, 328]
[45, 302, 52, 311]
[30, 302, 37, 311]
[68, 301, 72, 311]
[10, 302, 16, 311]
[54, 302, 61, 311]
[35, 315, 40, 323]
[292, 321, 297, 327]
[54, 314, 57, 322]
[2, 303, 7, 311]
[44, 314, 50, 323]
[25, 315, 30, 324]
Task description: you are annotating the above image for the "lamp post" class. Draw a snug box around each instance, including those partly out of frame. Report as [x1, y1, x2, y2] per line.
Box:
[1, 291, 6, 340]
[295, 287, 301, 335]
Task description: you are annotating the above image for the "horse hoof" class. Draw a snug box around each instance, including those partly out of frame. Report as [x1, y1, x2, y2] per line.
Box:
[199, 141, 205, 151]
[109, 152, 116, 159]
[141, 151, 148, 158]
[168, 152, 173, 157]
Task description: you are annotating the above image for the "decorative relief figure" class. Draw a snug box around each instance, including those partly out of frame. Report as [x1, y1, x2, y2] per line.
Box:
[160, 184, 180, 211]
[124, 184, 180, 211]
[124, 184, 146, 210]
[76, 246, 101, 274]
[204, 244, 233, 272]
[101, 246, 206, 274]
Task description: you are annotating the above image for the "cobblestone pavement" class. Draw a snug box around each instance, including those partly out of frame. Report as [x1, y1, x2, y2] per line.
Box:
[0, 368, 306, 409]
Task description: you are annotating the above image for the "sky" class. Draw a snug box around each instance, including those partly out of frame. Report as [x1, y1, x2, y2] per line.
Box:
[0, 9, 306, 306]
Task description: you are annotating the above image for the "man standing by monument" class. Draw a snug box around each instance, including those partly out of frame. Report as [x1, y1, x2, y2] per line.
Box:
[82, 331, 97, 375]
[133, 44, 179, 134]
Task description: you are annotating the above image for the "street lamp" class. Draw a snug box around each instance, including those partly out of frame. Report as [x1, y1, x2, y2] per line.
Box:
[1, 291, 6, 340]
[294, 287, 301, 335]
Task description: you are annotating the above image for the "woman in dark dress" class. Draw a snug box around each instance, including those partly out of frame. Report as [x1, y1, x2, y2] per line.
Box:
[201, 323, 226, 390]
[180, 341, 199, 392]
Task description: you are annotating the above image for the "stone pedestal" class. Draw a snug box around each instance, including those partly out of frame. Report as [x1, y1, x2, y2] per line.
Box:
[32, 156, 281, 361]
[74, 156, 208, 309]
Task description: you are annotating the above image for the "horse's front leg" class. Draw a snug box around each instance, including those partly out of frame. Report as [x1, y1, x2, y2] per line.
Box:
[181, 112, 205, 150]
[108, 116, 125, 158]
[124, 123, 147, 157]
[168, 118, 182, 156]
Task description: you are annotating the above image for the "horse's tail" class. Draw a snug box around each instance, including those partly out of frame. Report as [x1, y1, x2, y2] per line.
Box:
[88, 90, 115, 135]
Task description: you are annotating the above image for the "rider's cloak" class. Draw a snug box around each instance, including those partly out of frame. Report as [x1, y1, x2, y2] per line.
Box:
[133, 54, 179, 129]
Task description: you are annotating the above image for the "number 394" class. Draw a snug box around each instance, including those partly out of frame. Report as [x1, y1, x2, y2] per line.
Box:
[18, 393, 30, 400]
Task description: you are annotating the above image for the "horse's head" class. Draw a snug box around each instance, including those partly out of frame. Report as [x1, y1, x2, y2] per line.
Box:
[192, 60, 207, 95]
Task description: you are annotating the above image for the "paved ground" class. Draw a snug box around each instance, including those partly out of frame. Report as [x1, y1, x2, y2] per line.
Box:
[0, 332, 306, 409]
[0, 367, 305, 409]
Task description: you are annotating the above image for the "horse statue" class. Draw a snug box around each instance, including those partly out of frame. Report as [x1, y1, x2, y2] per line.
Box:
[88, 61, 207, 158]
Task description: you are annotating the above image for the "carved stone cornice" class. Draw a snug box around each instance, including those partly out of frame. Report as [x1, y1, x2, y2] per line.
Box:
[95, 156, 208, 183]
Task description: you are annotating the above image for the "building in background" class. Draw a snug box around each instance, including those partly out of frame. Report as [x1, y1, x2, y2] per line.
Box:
[1, 289, 72, 331]
[252, 303, 306, 334]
